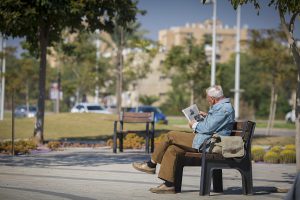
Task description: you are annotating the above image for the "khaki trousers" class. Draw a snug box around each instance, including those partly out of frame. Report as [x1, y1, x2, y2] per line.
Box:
[151, 131, 197, 183]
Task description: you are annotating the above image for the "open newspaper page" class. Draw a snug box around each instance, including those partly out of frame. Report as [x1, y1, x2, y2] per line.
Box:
[181, 104, 204, 122]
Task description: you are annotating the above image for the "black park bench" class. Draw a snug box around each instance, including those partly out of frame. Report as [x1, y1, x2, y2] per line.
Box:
[113, 112, 155, 153]
[174, 121, 256, 195]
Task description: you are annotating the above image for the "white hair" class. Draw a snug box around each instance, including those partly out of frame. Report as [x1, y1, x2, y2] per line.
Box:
[206, 85, 224, 99]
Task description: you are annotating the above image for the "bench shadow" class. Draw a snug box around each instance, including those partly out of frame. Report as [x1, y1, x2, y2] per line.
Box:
[181, 186, 289, 195]
[0, 150, 151, 167]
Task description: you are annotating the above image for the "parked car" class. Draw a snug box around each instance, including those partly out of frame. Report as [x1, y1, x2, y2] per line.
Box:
[129, 105, 168, 124]
[285, 110, 295, 123]
[14, 105, 37, 118]
[71, 103, 112, 114]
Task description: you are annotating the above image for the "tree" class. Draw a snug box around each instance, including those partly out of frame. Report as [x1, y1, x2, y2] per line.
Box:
[217, 0, 300, 171]
[139, 95, 159, 106]
[250, 30, 294, 135]
[0, 0, 141, 144]
[100, 21, 156, 113]
[5, 46, 39, 107]
[162, 36, 210, 114]
[52, 30, 113, 107]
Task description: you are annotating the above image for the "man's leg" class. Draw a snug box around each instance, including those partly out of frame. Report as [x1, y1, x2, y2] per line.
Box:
[151, 130, 195, 164]
[149, 132, 197, 194]
[132, 131, 195, 175]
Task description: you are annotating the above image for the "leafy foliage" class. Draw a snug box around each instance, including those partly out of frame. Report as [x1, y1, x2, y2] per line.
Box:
[0, 0, 141, 143]
[161, 36, 210, 115]
[218, 29, 295, 118]
[139, 95, 159, 106]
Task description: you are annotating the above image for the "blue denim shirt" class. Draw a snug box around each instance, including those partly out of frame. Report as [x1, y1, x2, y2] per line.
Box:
[192, 98, 235, 150]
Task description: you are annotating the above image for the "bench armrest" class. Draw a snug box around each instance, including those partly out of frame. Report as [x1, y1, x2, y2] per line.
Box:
[199, 137, 211, 152]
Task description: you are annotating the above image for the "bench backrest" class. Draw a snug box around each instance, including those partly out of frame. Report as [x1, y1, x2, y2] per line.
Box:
[119, 112, 154, 123]
[230, 121, 256, 151]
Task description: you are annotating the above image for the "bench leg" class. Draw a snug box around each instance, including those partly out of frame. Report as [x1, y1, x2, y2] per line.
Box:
[113, 121, 117, 153]
[145, 122, 149, 153]
[240, 168, 253, 195]
[174, 156, 185, 193]
[212, 169, 223, 193]
[200, 162, 212, 196]
[119, 133, 123, 152]
[151, 122, 155, 153]
[119, 122, 124, 152]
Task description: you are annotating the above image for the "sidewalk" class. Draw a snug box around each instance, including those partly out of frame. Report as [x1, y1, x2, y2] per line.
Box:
[0, 147, 296, 200]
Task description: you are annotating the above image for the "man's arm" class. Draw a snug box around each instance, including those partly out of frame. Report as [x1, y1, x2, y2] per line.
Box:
[194, 110, 230, 135]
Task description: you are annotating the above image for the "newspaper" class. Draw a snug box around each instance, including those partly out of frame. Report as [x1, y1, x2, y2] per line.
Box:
[182, 104, 204, 122]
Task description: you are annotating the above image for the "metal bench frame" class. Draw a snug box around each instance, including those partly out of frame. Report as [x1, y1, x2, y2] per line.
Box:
[174, 121, 256, 195]
[113, 112, 155, 153]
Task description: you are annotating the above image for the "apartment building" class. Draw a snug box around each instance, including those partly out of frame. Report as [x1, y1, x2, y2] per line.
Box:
[133, 19, 249, 106]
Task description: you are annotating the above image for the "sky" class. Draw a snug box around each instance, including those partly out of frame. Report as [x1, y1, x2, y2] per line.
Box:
[5, 0, 300, 51]
[136, 0, 300, 40]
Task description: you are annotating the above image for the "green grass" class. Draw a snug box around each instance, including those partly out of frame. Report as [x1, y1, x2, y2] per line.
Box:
[0, 113, 184, 141]
[0, 113, 295, 147]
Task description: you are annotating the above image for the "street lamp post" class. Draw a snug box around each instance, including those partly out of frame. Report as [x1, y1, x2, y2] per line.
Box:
[0, 35, 6, 120]
[234, 5, 241, 119]
[211, 0, 217, 86]
[95, 30, 100, 103]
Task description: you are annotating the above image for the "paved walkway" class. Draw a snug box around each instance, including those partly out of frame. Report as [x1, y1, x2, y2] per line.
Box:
[0, 147, 296, 200]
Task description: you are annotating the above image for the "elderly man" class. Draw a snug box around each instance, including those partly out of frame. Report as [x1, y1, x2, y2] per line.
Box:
[132, 85, 235, 194]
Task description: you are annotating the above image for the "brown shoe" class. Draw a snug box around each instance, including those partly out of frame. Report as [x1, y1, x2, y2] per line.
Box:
[132, 162, 156, 174]
[149, 183, 175, 194]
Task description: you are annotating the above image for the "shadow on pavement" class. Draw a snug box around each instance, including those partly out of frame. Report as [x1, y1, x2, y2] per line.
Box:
[0, 149, 150, 167]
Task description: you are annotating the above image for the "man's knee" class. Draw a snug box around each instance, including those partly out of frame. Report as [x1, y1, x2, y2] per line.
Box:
[165, 145, 185, 156]
[166, 130, 185, 138]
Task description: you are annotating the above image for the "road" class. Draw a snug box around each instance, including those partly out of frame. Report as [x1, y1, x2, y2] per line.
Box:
[255, 128, 295, 137]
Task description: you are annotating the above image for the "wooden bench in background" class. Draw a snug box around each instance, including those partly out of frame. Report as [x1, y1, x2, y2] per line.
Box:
[174, 121, 256, 195]
[113, 112, 155, 153]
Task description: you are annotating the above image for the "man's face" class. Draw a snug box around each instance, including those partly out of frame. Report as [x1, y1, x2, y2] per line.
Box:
[206, 95, 215, 106]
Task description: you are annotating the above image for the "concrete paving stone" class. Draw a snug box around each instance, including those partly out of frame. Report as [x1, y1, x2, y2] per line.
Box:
[0, 147, 297, 200]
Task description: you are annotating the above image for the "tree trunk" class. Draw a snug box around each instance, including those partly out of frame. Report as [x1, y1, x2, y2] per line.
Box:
[296, 48, 300, 172]
[267, 86, 275, 135]
[190, 80, 194, 105]
[34, 24, 48, 144]
[270, 93, 277, 132]
[279, 8, 300, 172]
[116, 28, 124, 114]
[26, 80, 29, 113]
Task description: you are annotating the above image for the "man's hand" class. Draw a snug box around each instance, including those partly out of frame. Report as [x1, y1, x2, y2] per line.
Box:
[188, 119, 197, 129]
[200, 111, 207, 117]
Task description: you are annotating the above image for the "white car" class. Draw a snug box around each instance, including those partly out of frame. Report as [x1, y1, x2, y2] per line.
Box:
[71, 103, 112, 114]
[285, 110, 295, 123]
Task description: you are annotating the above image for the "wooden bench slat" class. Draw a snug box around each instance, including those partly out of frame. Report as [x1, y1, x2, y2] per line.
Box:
[233, 121, 246, 130]
[113, 112, 155, 154]
[122, 118, 153, 123]
[120, 112, 154, 123]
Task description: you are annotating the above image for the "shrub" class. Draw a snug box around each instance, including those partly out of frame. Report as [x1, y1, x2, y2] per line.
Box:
[106, 133, 145, 149]
[279, 150, 296, 163]
[123, 133, 145, 149]
[284, 144, 295, 151]
[0, 139, 37, 155]
[270, 145, 282, 153]
[251, 146, 265, 162]
[106, 139, 114, 147]
[264, 151, 280, 164]
[47, 141, 61, 150]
